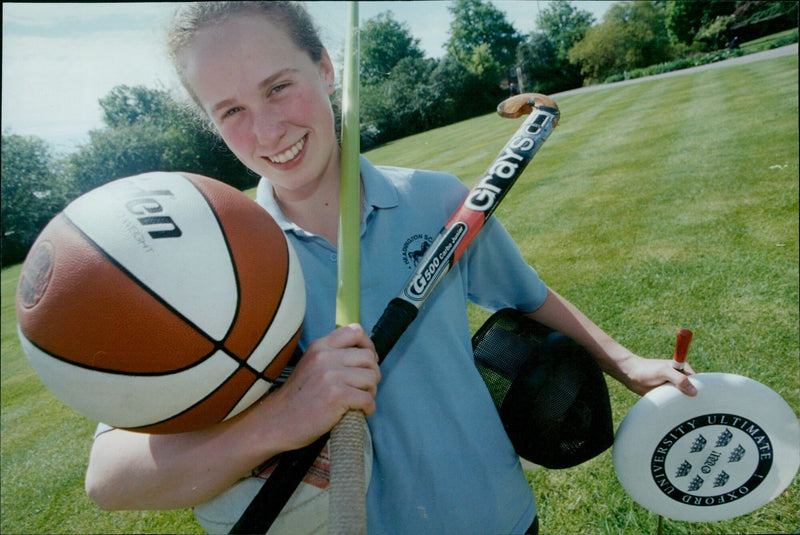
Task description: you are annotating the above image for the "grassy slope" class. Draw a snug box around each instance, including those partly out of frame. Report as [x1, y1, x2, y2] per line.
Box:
[2, 55, 797, 534]
[369, 54, 800, 534]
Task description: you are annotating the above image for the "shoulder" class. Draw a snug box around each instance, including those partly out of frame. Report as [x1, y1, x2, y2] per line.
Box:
[379, 165, 465, 194]
[362, 157, 468, 209]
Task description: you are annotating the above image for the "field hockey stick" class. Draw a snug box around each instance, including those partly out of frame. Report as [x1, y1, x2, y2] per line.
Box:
[370, 93, 559, 362]
[229, 92, 559, 534]
[330, 2, 366, 534]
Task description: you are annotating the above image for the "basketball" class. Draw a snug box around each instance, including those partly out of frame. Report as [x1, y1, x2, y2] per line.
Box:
[15, 171, 305, 434]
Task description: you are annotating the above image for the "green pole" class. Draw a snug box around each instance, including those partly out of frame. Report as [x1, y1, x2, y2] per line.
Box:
[330, 3, 366, 534]
[335, 3, 360, 329]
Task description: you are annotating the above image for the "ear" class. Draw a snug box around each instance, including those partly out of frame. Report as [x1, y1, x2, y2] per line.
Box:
[319, 48, 335, 95]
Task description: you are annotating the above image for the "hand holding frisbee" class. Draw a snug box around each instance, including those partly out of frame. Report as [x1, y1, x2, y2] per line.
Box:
[614, 330, 800, 522]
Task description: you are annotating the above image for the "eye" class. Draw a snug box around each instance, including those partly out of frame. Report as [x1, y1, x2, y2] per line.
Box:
[224, 106, 243, 118]
[269, 82, 290, 96]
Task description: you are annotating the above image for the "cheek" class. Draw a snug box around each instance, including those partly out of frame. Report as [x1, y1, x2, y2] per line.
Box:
[218, 121, 253, 157]
[288, 86, 333, 130]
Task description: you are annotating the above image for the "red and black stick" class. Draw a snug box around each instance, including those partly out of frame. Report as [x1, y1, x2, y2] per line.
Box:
[371, 93, 559, 362]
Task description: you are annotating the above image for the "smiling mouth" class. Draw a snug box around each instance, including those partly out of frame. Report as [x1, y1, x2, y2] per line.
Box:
[267, 135, 306, 164]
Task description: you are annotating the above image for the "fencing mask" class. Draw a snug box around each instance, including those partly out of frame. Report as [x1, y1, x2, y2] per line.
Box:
[472, 308, 614, 469]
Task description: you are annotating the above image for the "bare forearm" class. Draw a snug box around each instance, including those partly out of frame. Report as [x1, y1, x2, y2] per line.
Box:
[84, 324, 381, 511]
[526, 287, 631, 377]
[525, 287, 697, 396]
[85, 406, 288, 510]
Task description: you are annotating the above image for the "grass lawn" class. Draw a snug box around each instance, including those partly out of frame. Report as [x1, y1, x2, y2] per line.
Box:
[2, 54, 797, 534]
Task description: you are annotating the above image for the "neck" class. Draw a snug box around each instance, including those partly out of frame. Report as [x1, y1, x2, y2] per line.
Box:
[273, 179, 340, 244]
[277, 180, 364, 247]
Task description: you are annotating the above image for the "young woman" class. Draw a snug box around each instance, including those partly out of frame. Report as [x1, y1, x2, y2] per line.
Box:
[85, 3, 696, 533]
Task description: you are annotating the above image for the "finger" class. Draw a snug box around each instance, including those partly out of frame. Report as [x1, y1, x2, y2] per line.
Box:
[345, 388, 378, 417]
[322, 323, 376, 352]
[668, 367, 697, 396]
[343, 367, 381, 395]
[341, 347, 382, 373]
[681, 362, 697, 376]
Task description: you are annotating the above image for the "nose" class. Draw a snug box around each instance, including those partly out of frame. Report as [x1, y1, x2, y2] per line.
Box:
[252, 107, 286, 147]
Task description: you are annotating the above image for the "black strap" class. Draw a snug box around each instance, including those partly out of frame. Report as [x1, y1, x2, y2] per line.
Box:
[229, 433, 329, 534]
[229, 300, 414, 533]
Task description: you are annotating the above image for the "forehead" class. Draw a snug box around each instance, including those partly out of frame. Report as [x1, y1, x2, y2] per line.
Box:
[183, 14, 310, 103]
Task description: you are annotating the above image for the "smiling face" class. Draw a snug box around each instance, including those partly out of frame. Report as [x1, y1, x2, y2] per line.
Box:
[183, 12, 338, 199]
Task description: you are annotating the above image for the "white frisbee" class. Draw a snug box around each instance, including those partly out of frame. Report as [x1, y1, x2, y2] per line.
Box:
[613, 372, 800, 522]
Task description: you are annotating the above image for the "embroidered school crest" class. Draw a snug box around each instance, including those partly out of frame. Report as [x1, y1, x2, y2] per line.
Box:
[401, 234, 434, 269]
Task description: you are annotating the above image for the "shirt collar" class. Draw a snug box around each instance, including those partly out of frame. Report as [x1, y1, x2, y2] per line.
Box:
[256, 155, 398, 236]
[360, 154, 399, 214]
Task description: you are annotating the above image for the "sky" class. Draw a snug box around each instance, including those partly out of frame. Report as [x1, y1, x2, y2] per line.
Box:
[2, 1, 614, 154]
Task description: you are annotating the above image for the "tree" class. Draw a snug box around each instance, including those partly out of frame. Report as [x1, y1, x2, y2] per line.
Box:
[465, 43, 503, 84]
[665, 1, 733, 45]
[516, 32, 562, 95]
[360, 57, 439, 143]
[569, 1, 674, 82]
[427, 56, 496, 123]
[99, 85, 176, 129]
[694, 14, 736, 50]
[360, 12, 424, 85]
[606, 1, 672, 67]
[68, 85, 253, 195]
[445, 0, 520, 83]
[536, 0, 595, 61]
[1, 134, 74, 266]
[517, 0, 594, 93]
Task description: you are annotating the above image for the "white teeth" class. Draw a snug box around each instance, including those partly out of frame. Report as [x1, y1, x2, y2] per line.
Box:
[268, 137, 305, 163]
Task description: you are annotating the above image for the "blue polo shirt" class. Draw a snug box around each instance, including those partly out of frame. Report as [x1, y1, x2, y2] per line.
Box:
[256, 156, 547, 534]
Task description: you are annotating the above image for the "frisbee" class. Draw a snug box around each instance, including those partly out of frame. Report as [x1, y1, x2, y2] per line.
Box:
[613, 373, 799, 522]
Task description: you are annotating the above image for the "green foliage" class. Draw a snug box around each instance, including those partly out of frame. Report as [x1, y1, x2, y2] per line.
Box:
[465, 42, 503, 82]
[536, 0, 595, 61]
[67, 85, 254, 195]
[359, 11, 423, 85]
[569, 1, 676, 82]
[445, 0, 520, 79]
[360, 57, 437, 145]
[427, 56, 500, 123]
[665, 0, 733, 45]
[356, 6, 504, 147]
[695, 14, 736, 50]
[0, 134, 75, 266]
[517, 1, 594, 93]
[99, 85, 177, 129]
[516, 33, 562, 94]
[734, 0, 799, 27]
[664, 1, 796, 51]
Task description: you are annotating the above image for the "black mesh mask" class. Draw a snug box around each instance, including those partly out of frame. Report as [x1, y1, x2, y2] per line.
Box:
[472, 308, 614, 469]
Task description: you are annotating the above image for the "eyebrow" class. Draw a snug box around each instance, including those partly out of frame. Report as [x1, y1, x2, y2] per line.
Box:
[210, 68, 301, 114]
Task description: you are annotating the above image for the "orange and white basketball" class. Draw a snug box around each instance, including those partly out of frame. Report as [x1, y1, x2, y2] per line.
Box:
[15, 171, 304, 434]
